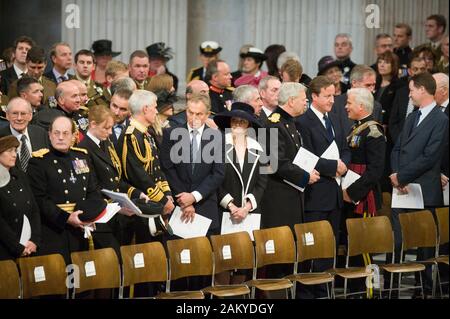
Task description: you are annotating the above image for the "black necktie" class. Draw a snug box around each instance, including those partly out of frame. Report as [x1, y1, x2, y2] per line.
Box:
[20, 135, 31, 172]
[409, 110, 422, 137]
[324, 114, 334, 141]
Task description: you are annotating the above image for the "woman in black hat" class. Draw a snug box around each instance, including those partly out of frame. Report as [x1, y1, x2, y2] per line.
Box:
[213, 102, 267, 284]
[214, 103, 267, 222]
[0, 135, 41, 260]
[317, 55, 349, 96]
[149, 89, 177, 149]
[91, 39, 121, 86]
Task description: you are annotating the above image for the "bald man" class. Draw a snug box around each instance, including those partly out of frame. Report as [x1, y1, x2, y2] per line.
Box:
[32, 81, 89, 141]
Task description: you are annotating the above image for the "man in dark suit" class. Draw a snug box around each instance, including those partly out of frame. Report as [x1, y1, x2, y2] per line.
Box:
[258, 75, 281, 123]
[109, 88, 132, 147]
[296, 76, 351, 298]
[43, 42, 74, 84]
[389, 57, 427, 144]
[0, 36, 35, 94]
[0, 97, 48, 172]
[261, 82, 320, 230]
[161, 94, 225, 235]
[390, 73, 449, 296]
[331, 65, 383, 136]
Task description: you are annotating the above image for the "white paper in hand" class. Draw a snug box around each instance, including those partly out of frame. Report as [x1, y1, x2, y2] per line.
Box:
[85, 261, 96, 277]
[342, 170, 361, 190]
[20, 215, 31, 246]
[101, 189, 158, 218]
[391, 184, 424, 209]
[94, 203, 121, 223]
[321, 141, 341, 185]
[134, 253, 145, 269]
[168, 206, 211, 239]
[284, 147, 320, 192]
[220, 212, 261, 241]
[34, 266, 46, 283]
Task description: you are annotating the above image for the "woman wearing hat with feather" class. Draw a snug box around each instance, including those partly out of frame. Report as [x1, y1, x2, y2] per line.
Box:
[0, 135, 41, 260]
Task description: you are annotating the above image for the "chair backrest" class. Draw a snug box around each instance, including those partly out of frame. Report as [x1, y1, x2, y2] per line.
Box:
[18, 254, 67, 298]
[436, 207, 449, 246]
[120, 242, 168, 287]
[166, 237, 213, 282]
[70, 248, 121, 294]
[209, 231, 254, 274]
[399, 210, 437, 250]
[379, 192, 392, 217]
[294, 221, 336, 263]
[346, 216, 394, 257]
[252, 226, 296, 268]
[0, 260, 21, 299]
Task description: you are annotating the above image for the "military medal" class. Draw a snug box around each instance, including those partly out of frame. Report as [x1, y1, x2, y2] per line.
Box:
[77, 118, 89, 131]
[69, 170, 77, 183]
[72, 159, 90, 174]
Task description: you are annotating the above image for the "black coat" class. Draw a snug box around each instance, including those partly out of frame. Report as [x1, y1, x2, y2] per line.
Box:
[0, 167, 41, 260]
[261, 107, 309, 230]
[391, 106, 449, 206]
[109, 118, 129, 148]
[27, 147, 102, 263]
[331, 93, 383, 136]
[0, 66, 18, 95]
[209, 87, 233, 114]
[374, 78, 401, 125]
[160, 124, 225, 230]
[218, 134, 267, 215]
[296, 108, 351, 212]
[388, 85, 410, 144]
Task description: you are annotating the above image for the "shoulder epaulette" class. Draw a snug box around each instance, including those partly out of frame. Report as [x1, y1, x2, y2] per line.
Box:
[268, 113, 281, 123]
[31, 148, 50, 158]
[70, 147, 88, 154]
[125, 125, 135, 135]
[368, 124, 383, 139]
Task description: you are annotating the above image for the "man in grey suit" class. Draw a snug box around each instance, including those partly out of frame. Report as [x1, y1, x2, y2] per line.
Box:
[0, 97, 49, 172]
[331, 65, 383, 136]
[390, 72, 449, 296]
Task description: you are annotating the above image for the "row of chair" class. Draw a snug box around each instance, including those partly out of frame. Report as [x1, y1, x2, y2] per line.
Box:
[0, 208, 448, 299]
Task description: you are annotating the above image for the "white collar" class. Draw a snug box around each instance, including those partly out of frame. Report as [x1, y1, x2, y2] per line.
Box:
[87, 131, 101, 147]
[187, 123, 206, 136]
[10, 126, 29, 140]
[418, 101, 437, 119]
[310, 104, 328, 122]
[53, 68, 69, 80]
[441, 98, 449, 109]
[225, 133, 263, 152]
[262, 106, 274, 116]
[13, 63, 26, 78]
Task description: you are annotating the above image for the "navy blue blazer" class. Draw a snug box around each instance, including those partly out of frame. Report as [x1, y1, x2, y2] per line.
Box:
[296, 108, 351, 212]
[160, 124, 225, 230]
[391, 105, 449, 206]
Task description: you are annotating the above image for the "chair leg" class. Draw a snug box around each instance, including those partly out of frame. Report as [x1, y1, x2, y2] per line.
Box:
[419, 272, 424, 299]
[437, 267, 443, 298]
[292, 281, 297, 299]
[343, 278, 348, 299]
[397, 272, 402, 299]
[389, 273, 394, 299]
[432, 263, 437, 299]
[326, 283, 330, 299]
[251, 286, 255, 299]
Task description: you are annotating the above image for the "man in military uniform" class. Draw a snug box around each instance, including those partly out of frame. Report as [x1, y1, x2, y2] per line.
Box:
[206, 59, 233, 114]
[128, 50, 151, 91]
[0, 92, 10, 127]
[343, 87, 386, 297]
[7, 46, 56, 108]
[261, 82, 320, 230]
[414, 14, 447, 66]
[116, 90, 175, 244]
[74, 50, 106, 108]
[187, 41, 222, 83]
[27, 116, 103, 263]
[33, 81, 89, 142]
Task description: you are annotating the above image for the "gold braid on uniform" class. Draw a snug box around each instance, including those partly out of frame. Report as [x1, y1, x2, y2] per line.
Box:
[130, 134, 154, 172]
[108, 144, 122, 178]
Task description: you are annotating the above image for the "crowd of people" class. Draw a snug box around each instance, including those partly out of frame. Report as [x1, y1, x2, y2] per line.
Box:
[0, 13, 448, 299]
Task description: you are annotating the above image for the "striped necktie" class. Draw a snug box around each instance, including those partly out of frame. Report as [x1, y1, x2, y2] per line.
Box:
[20, 135, 31, 172]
